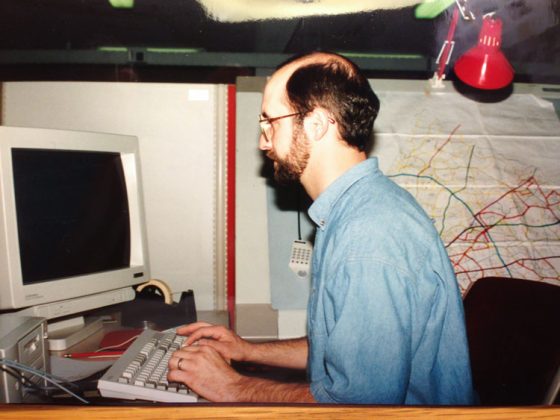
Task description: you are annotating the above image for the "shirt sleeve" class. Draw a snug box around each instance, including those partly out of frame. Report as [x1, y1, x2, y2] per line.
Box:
[310, 257, 414, 404]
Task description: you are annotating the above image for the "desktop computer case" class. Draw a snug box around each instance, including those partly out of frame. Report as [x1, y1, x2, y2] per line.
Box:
[0, 315, 49, 403]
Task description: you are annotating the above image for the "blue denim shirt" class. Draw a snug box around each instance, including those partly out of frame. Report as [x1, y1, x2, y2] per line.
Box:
[307, 158, 474, 405]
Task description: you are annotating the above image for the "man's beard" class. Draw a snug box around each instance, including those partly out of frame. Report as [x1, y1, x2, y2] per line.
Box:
[267, 128, 310, 184]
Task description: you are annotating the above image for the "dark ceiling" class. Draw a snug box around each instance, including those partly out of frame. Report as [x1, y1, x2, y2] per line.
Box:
[0, 0, 558, 84]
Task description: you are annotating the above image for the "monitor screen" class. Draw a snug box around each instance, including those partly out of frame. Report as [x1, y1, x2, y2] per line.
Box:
[12, 148, 131, 284]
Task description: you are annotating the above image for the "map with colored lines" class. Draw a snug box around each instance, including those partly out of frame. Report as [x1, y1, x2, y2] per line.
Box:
[374, 90, 560, 293]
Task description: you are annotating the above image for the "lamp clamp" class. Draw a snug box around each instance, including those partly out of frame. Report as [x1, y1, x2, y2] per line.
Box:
[455, 0, 475, 20]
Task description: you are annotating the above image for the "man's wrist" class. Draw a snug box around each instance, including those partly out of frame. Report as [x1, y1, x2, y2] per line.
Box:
[230, 374, 253, 402]
[237, 340, 256, 363]
[228, 375, 314, 403]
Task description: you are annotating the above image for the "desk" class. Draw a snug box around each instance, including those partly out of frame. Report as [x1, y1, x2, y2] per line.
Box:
[1, 404, 559, 419]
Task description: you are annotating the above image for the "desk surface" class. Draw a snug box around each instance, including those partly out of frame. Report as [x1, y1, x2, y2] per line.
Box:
[1, 404, 559, 419]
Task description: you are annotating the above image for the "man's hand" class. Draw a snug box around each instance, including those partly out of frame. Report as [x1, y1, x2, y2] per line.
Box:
[176, 322, 253, 363]
[170, 322, 314, 402]
[176, 322, 309, 370]
[168, 344, 244, 402]
[168, 344, 315, 403]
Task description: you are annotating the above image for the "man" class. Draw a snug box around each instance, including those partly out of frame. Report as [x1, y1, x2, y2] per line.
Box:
[168, 52, 474, 404]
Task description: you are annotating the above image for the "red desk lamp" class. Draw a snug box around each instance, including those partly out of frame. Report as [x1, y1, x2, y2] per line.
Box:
[454, 16, 514, 90]
[427, 0, 515, 90]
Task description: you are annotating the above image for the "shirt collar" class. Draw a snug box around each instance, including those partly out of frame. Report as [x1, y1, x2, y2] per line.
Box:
[308, 157, 379, 230]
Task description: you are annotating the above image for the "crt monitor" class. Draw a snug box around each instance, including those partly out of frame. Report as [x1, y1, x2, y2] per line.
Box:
[0, 126, 150, 322]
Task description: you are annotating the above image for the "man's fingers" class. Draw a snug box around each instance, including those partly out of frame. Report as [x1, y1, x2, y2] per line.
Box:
[167, 345, 240, 402]
[169, 348, 199, 373]
[167, 368, 189, 383]
[184, 325, 230, 346]
[194, 339, 232, 363]
[169, 346, 225, 375]
[171, 344, 210, 362]
[176, 321, 214, 336]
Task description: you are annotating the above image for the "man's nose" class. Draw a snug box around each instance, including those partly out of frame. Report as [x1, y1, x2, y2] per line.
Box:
[259, 132, 271, 151]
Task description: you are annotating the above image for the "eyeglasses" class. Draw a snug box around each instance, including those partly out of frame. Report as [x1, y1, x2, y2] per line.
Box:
[258, 112, 302, 142]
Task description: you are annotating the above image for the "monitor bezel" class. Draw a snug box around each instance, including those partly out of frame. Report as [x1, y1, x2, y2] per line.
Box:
[0, 126, 150, 311]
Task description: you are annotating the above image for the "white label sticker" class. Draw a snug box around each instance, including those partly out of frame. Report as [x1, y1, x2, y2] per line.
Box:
[188, 89, 210, 101]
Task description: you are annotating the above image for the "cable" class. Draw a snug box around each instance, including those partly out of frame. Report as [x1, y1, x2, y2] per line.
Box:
[297, 187, 302, 240]
[0, 358, 89, 404]
[17, 361, 80, 391]
[1, 357, 78, 389]
[96, 333, 140, 352]
[0, 358, 88, 403]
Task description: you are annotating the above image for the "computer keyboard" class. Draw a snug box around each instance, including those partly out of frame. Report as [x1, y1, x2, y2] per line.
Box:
[97, 328, 198, 403]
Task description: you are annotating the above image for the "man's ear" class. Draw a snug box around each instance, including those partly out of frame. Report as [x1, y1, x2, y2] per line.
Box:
[303, 108, 332, 141]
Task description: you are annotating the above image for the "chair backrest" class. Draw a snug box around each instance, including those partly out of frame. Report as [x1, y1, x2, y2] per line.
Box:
[463, 277, 560, 406]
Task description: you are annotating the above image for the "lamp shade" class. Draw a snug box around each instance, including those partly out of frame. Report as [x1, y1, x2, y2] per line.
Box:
[454, 16, 514, 90]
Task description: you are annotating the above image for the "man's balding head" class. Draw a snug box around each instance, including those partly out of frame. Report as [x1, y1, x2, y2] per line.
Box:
[274, 52, 380, 152]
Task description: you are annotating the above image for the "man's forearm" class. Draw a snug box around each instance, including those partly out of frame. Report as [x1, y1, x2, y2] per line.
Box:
[246, 337, 308, 370]
[234, 375, 315, 403]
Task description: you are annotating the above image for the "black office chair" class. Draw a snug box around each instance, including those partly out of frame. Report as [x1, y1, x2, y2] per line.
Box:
[463, 277, 560, 406]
